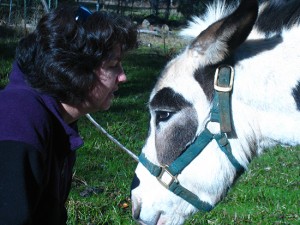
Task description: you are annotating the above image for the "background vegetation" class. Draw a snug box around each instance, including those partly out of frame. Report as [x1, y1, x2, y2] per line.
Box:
[0, 4, 299, 225]
[0, 0, 240, 29]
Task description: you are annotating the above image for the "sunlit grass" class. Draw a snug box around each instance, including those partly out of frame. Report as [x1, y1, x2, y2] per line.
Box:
[186, 146, 300, 225]
[69, 47, 300, 224]
[66, 49, 168, 225]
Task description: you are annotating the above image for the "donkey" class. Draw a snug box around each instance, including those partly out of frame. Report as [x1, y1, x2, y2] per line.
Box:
[130, 0, 300, 224]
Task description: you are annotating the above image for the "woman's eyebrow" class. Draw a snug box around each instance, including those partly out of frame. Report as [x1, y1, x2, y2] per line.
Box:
[107, 55, 121, 62]
[114, 56, 121, 61]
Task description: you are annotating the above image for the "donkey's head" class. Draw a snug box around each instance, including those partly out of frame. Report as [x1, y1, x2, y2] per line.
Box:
[131, 0, 259, 224]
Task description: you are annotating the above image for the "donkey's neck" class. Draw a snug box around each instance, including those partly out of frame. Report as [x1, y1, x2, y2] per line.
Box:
[231, 31, 300, 158]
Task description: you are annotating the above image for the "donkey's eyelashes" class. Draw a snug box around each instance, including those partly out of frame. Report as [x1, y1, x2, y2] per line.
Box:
[155, 110, 174, 125]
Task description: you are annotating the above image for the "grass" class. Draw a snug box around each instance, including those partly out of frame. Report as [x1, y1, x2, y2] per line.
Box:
[0, 26, 18, 89]
[67, 48, 168, 225]
[1, 27, 299, 225]
[186, 146, 299, 225]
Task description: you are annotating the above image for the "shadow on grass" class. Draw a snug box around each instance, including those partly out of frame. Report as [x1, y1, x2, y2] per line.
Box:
[0, 26, 20, 60]
[119, 51, 168, 97]
[0, 26, 21, 89]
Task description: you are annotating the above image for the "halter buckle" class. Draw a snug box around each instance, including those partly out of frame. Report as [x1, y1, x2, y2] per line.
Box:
[214, 65, 234, 92]
[157, 166, 178, 189]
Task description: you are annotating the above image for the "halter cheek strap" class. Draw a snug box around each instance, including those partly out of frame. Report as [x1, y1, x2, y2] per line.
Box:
[139, 65, 245, 212]
[139, 128, 214, 211]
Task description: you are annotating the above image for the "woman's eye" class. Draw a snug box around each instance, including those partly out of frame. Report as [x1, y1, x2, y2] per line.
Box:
[106, 60, 121, 69]
[155, 111, 173, 124]
[109, 63, 119, 68]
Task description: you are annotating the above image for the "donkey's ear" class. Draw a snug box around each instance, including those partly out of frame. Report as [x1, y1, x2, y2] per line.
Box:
[190, 0, 258, 64]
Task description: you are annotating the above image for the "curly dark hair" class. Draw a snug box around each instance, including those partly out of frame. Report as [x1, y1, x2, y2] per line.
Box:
[16, 6, 137, 104]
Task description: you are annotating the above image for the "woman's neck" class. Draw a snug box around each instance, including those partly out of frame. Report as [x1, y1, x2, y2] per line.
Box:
[59, 102, 84, 124]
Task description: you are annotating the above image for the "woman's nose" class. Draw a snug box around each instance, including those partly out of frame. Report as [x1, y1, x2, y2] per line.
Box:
[118, 73, 127, 83]
[117, 67, 127, 83]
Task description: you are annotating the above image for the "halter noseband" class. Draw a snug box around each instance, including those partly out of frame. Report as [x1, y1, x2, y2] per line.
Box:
[139, 65, 245, 212]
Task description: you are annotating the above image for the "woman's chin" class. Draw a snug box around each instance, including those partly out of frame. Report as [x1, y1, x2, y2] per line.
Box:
[99, 98, 113, 111]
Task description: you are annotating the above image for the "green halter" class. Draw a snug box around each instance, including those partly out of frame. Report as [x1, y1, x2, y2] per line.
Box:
[139, 65, 245, 212]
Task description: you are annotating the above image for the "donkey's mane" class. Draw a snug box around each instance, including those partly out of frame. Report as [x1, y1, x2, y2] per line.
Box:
[179, 1, 237, 38]
[257, 0, 300, 35]
[180, 0, 300, 39]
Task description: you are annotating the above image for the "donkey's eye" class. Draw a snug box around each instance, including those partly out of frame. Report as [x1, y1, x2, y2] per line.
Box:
[155, 111, 173, 124]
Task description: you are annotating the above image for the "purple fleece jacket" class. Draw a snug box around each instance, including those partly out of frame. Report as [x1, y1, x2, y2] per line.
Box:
[0, 62, 84, 225]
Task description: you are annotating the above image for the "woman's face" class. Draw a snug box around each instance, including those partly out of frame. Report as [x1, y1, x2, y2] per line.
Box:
[85, 44, 127, 112]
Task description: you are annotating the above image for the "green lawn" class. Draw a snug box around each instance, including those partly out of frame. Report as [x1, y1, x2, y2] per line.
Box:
[186, 146, 299, 225]
[1, 30, 299, 225]
[68, 48, 299, 225]
[67, 49, 167, 225]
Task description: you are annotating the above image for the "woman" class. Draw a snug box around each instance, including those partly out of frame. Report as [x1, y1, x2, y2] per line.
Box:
[0, 5, 137, 224]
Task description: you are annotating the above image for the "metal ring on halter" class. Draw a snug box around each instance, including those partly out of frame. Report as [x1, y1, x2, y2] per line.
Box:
[213, 65, 234, 92]
[157, 166, 178, 189]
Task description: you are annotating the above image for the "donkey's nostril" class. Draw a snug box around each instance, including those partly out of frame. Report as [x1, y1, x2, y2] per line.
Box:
[132, 196, 141, 220]
[133, 204, 141, 220]
[131, 173, 140, 192]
